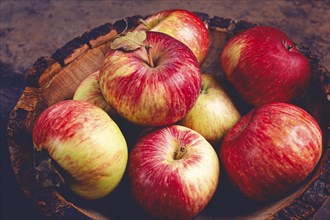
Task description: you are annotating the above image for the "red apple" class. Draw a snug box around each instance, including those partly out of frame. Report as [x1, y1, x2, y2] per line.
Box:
[220, 26, 311, 106]
[179, 73, 241, 145]
[219, 102, 322, 201]
[135, 9, 210, 64]
[129, 125, 220, 219]
[99, 31, 201, 126]
[32, 100, 128, 199]
[73, 70, 117, 117]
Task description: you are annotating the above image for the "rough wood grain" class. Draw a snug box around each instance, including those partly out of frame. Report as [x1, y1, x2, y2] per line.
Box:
[6, 13, 330, 220]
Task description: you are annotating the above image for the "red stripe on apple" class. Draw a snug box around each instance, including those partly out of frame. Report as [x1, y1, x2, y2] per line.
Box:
[135, 9, 210, 64]
[220, 102, 322, 201]
[100, 31, 201, 126]
[32, 100, 128, 200]
[129, 125, 220, 219]
[220, 26, 311, 106]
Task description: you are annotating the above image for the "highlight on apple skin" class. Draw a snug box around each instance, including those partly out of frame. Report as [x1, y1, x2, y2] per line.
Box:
[179, 73, 241, 146]
[135, 9, 210, 64]
[220, 26, 311, 106]
[99, 31, 201, 127]
[32, 100, 128, 200]
[129, 125, 220, 220]
[220, 102, 322, 201]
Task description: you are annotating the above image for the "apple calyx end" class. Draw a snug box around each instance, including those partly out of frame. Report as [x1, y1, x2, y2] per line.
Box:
[172, 140, 186, 160]
[283, 40, 295, 52]
[174, 146, 186, 160]
[287, 44, 294, 51]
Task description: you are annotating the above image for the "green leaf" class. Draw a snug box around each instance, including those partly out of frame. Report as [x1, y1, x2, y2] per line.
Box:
[110, 30, 147, 51]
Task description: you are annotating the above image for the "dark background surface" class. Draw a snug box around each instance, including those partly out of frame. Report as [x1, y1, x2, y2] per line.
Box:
[1, 0, 329, 219]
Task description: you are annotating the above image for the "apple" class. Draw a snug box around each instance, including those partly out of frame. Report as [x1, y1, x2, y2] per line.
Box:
[99, 31, 201, 126]
[179, 73, 241, 146]
[135, 9, 210, 64]
[220, 26, 311, 106]
[72, 70, 146, 145]
[129, 125, 220, 219]
[219, 102, 322, 201]
[73, 70, 117, 117]
[32, 100, 128, 200]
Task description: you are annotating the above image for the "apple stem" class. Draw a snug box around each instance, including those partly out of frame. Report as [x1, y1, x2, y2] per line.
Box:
[145, 45, 154, 68]
[139, 18, 152, 30]
[201, 84, 207, 94]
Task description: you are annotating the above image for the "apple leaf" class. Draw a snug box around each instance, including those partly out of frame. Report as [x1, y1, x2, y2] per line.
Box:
[110, 30, 147, 51]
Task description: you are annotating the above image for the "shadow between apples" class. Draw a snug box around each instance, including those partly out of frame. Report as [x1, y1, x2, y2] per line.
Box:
[54, 169, 153, 220]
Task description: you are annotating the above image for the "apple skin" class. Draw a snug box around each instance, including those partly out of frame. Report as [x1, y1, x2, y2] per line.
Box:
[99, 31, 201, 127]
[179, 73, 241, 146]
[72, 70, 146, 145]
[220, 26, 311, 106]
[219, 102, 322, 201]
[129, 125, 220, 220]
[73, 70, 117, 117]
[135, 9, 210, 64]
[32, 100, 128, 200]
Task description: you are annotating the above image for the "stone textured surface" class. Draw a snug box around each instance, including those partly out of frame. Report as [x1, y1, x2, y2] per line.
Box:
[1, 0, 329, 219]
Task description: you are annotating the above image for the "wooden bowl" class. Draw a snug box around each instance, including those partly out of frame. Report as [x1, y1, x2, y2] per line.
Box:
[7, 12, 330, 219]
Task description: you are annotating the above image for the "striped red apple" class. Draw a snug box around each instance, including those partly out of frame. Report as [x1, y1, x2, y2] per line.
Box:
[129, 125, 220, 219]
[32, 100, 128, 199]
[135, 9, 210, 64]
[99, 31, 201, 126]
[220, 102, 322, 201]
[220, 26, 311, 106]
